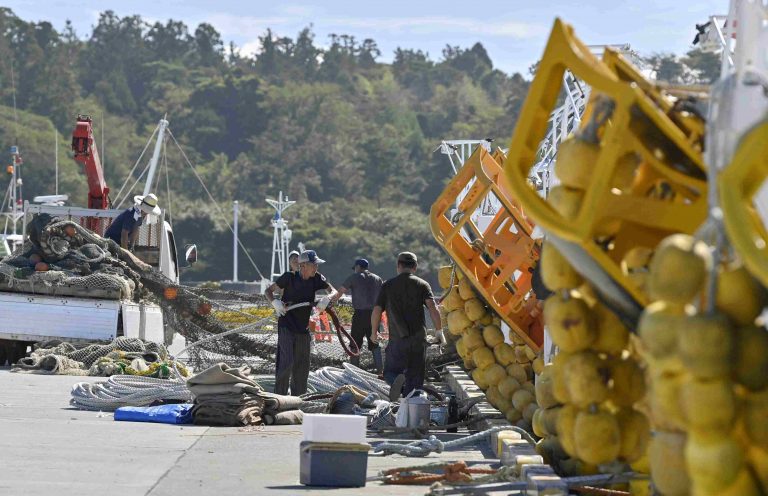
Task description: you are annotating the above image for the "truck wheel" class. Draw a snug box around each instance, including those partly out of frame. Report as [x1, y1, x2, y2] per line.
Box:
[10, 341, 29, 365]
[0, 340, 7, 366]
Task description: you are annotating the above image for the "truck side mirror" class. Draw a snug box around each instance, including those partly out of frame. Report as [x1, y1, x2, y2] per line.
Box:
[185, 244, 198, 265]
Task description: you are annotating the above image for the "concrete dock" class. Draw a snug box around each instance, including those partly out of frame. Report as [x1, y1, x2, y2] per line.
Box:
[0, 369, 504, 496]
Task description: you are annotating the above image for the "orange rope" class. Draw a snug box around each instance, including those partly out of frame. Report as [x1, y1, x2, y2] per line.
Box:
[325, 307, 360, 357]
[383, 461, 497, 485]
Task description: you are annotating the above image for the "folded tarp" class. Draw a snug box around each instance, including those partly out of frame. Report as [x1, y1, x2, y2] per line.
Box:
[114, 403, 194, 424]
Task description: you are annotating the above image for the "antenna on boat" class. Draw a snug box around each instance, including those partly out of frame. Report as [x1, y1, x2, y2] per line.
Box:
[266, 191, 295, 281]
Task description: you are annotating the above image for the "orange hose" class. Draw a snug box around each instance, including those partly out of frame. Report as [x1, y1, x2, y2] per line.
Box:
[326, 307, 360, 357]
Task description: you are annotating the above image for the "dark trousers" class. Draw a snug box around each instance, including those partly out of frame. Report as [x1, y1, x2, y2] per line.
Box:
[350, 309, 383, 371]
[383, 335, 426, 397]
[275, 328, 311, 396]
[350, 309, 377, 350]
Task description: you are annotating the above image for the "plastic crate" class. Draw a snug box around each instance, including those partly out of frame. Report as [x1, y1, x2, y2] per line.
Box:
[299, 441, 370, 487]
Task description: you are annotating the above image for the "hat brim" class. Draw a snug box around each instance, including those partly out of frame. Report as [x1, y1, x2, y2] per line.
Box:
[134, 195, 161, 216]
[137, 203, 162, 216]
[300, 257, 325, 264]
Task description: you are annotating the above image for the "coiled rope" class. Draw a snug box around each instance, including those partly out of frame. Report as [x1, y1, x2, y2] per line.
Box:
[308, 363, 391, 398]
[70, 375, 191, 411]
[70, 304, 308, 411]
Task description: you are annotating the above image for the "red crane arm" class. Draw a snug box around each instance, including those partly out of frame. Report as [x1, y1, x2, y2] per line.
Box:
[71, 114, 110, 210]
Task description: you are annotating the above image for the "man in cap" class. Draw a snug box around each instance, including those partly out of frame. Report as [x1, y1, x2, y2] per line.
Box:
[332, 258, 384, 374]
[266, 250, 337, 395]
[105, 193, 161, 249]
[371, 252, 441, 400]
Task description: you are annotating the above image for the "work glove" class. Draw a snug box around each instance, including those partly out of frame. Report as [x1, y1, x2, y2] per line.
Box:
[316, 295, 331, 312]
[271, 299, 286, 317]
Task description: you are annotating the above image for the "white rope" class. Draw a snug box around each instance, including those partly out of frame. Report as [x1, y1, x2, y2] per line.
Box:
[307, 363, 391, 398]
[70, 375, 191, 411]
[115, 160, 153, 209]
[167, 129, 266, 280]
[69, 303, 310, 411]
[373, 425, 535, 457]
[113, 124, 159, 207]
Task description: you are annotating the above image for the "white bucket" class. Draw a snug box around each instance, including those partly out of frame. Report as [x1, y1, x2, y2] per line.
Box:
[395, 389, 430, 429]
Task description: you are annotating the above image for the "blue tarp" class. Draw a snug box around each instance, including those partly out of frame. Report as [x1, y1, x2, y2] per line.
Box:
[114, 403, 193, 424]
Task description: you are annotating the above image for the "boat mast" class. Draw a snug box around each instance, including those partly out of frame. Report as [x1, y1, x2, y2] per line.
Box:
[143, 117, 169, 196]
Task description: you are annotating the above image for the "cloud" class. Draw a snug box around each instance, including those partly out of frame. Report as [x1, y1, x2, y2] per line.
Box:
[238, 39, 262, 57]
[321, 16, 546, 38]
[205, 13, 294, 39]
[205, 11, 546, 41]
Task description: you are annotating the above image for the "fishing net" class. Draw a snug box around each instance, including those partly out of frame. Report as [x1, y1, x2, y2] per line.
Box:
[0, 214, 140, 298]
[0, 213, 386, 373]
[155, 284, 374, 373]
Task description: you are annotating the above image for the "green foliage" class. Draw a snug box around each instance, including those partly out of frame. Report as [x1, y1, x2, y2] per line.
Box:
[0, 9, 704, 288]
[644, 48, 721, 85]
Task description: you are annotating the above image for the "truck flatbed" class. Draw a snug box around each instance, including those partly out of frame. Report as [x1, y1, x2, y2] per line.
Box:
[0, 280, 123, 300]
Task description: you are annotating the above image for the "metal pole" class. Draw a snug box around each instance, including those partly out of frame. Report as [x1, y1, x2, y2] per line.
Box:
[233, 200, 239, 282]
[143, 118, 169, 196]
[278, 191, 285, 274]
[54, 128, 58, 195]
[270, 219, 277, 281]
[101, 110, 105, 175]
[10, 149, 15, 236]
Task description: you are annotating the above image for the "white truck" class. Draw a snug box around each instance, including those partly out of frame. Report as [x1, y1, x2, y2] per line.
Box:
[0, 116, 193, 364]
[0, 203, 192, 365]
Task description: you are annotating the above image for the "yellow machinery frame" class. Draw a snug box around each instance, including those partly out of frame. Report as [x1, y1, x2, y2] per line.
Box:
[720, 121, 768, 288]
[431, 146, 544, 350]
[502, 19, 708, 325]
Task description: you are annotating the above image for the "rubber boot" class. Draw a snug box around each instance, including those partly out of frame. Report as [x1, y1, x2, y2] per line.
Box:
[389, 374, 406, 402]
[350, 355, 360, 368]
[372, 347, 384, 375]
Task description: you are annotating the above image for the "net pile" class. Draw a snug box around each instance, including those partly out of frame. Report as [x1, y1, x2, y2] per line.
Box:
[0, 214, 383, 374]
[12, 336, 184, 377]
[0, 214, 141, 299]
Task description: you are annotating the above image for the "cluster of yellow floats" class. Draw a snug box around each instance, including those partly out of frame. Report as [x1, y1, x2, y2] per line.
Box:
[431, 18, 768, 495]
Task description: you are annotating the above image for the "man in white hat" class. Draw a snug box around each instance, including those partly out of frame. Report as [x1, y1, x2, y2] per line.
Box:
[266, 249, 337, 395]
[104, 193, 161, 249]
[288, 250, 300, 272]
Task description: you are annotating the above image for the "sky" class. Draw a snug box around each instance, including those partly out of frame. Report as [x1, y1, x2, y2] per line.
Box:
[5, 0, 726, 75]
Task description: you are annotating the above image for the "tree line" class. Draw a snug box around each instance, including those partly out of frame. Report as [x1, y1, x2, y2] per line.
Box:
[0, 9, 719, 286]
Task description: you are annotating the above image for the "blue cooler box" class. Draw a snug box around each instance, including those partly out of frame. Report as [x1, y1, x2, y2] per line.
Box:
[299, 441, 370, 487]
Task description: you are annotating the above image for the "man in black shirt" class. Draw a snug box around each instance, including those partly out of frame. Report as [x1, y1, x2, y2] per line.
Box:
[371, 252, 442, 399]
[266, 250, 336, 395]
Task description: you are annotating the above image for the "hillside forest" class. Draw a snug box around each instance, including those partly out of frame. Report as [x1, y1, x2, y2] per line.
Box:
[0, 9, 720, 287]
